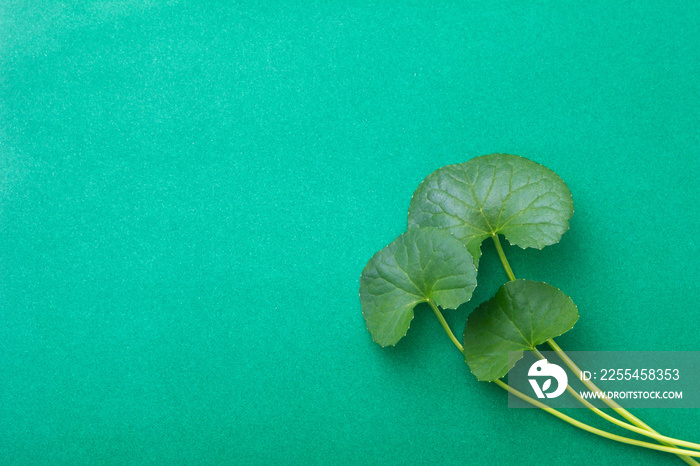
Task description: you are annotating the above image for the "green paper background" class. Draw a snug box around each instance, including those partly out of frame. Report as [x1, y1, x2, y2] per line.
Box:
[2, 2, 698, 465]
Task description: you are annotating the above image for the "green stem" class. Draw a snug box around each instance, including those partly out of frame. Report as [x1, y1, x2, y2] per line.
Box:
[490, 238, 699, 464]
[546, 338, 700, 465]
[493, 379, 700, 458]
[428, 299, 463, 353]
[530, 348, 700, 452]
[430, 311, 700, 462]
[491, 234, 516, 281]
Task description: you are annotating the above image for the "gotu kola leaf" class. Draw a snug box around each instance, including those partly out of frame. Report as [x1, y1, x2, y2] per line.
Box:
[407, 154, 573, 266]
[463, 279, 579, 382]
[360, 227, 477, 347]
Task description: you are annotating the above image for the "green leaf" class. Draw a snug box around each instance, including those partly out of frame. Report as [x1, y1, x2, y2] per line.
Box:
[360, 227, 477, 347]
[463, 280, 579, 381]
[408, 154, 573, 266]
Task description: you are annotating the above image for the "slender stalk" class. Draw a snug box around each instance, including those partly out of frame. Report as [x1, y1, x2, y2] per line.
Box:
[490, 236, 699, 464]
[493, 379, 700, 458]
[430, 310, 700, 462]
[547, 338, 629, 413]
[530, 348, 700, 452]
[428, 299, 463, 353]
[491, 234, 516, 281]
[547, 338, 700, 465]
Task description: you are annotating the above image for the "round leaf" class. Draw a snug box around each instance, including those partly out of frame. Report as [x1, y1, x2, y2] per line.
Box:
[408, 154, 573, 265]
[360, 227, 477, 347]
[463, 279, 579, 381]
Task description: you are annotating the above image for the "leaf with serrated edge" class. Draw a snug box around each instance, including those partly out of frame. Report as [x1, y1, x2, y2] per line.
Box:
[408, 154, 573, 266]
[463, 280, 579, 381]
[360, 227, 477, 347]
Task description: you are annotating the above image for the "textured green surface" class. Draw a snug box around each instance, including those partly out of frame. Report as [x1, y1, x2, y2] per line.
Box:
[1, 2, 699, 465]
